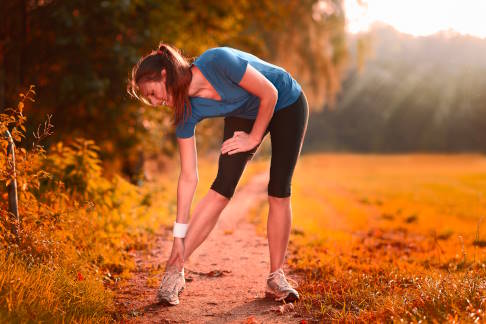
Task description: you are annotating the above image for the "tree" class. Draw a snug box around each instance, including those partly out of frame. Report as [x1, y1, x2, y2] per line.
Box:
[1, 0, 352, 178]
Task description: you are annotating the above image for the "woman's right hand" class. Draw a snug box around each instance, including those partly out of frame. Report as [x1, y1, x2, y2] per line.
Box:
[167, 237, 185, 272]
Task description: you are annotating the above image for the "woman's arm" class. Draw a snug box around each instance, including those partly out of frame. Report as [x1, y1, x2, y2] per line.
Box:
[221, 64, 278, 155]
[163, 135, 196, 272]
[239, 64, 278, 144]
[176, 135, 198, 223]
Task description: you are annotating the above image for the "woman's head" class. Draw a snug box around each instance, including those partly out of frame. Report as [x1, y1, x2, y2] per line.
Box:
[127, 42, 193, 126]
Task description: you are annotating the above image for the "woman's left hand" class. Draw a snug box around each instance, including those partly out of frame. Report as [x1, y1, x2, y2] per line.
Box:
[221, 131, 260, 155]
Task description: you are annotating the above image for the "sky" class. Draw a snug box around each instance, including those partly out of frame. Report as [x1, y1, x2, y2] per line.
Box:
[343, 0, 486, 38]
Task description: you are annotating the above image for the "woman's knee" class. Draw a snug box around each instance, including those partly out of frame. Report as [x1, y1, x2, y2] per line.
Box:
[267, 175, 293, 198]
[268, 194, 291, 207]
[211, 151, 254, 200]
[209, 188, 231, 202]
[210, 178, 237, 200]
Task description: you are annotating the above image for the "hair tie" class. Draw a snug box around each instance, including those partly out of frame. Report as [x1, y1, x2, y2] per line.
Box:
[157, 49, 164, 55]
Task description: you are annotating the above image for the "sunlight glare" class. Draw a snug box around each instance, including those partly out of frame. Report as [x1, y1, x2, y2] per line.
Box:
[344, 0, 486, 38]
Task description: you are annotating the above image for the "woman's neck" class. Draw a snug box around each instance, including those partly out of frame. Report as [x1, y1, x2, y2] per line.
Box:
[187, 65, 205, 97]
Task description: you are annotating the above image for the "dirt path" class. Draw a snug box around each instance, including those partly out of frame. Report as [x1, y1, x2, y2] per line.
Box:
[114, 172, 309, 323]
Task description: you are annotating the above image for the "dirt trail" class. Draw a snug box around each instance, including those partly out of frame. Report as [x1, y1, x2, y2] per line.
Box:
[114, 172, 308, 323]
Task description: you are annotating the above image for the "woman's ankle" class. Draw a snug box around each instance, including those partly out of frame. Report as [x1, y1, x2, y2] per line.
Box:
[166, 260, 184, 272]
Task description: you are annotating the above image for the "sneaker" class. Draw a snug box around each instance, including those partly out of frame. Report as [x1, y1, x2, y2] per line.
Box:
[157, 266, 186, 306]
[265, 268, 300, 302]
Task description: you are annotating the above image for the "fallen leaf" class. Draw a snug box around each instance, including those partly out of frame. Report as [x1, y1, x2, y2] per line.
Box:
[185, 268, 232, 277]
[208, 270, 223, 277]
[245, 316, 258, 323]
[272, 303, 295, 314]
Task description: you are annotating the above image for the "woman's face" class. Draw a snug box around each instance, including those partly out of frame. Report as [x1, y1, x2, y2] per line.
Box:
[139, 69, 172, 107]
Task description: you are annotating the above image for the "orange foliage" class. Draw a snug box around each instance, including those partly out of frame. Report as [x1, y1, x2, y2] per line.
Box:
[249, 153, 486, 322]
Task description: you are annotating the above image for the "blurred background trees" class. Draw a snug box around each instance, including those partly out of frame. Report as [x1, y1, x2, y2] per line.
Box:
[304, 24, 486, 153]
[2, 0, 484, 183]
[1, 0, 353, 182]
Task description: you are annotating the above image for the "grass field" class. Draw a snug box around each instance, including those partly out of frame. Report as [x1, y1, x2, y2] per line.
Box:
[248, 153, 486, 322]
[3, 148, 485, 322]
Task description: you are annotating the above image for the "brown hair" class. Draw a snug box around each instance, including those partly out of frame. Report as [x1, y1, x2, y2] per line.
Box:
[127, 42, 194, 127]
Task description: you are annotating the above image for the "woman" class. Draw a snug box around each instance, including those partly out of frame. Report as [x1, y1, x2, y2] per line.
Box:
[127, 43, 309, 306]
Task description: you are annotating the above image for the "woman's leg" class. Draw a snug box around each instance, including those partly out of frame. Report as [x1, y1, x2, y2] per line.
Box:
[179, 116, 265, 264]
[160, 189, 229, 305]
[267, 196, 292, 272]
[266, 92, 309, 272]
[182, 189, 229, 263]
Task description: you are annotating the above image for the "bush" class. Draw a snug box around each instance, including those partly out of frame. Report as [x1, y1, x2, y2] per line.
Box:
[0, 86, 170, 322]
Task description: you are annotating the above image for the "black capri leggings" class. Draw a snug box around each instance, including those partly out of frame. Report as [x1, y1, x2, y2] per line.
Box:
[210, 91, 309, 199]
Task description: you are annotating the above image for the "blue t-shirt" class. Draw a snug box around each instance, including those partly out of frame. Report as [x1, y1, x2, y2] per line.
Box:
[175, 46, 302, 138]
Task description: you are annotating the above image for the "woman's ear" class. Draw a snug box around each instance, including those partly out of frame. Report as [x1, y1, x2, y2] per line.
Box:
[160, 69, 167, 82]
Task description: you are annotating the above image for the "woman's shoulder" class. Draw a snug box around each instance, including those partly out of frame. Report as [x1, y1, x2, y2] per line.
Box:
[196, 47, 246, 75]
[198, 46, 236, 62]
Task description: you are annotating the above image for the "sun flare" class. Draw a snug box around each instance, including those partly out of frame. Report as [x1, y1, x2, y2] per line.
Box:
[344, 0, 486, 38]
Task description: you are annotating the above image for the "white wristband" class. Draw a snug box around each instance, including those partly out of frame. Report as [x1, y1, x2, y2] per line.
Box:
[173, 222, 188, 238]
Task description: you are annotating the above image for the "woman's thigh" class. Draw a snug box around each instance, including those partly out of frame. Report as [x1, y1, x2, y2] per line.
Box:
[267, 91, 309, 198]
[210, 116, 267, 199]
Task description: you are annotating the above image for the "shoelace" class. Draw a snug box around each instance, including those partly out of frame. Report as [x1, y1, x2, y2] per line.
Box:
[267, 269, 299, 289]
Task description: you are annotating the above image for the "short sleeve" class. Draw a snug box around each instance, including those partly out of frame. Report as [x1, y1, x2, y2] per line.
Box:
[175, 110, 199, 138]
[212, 48, 249, 84]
